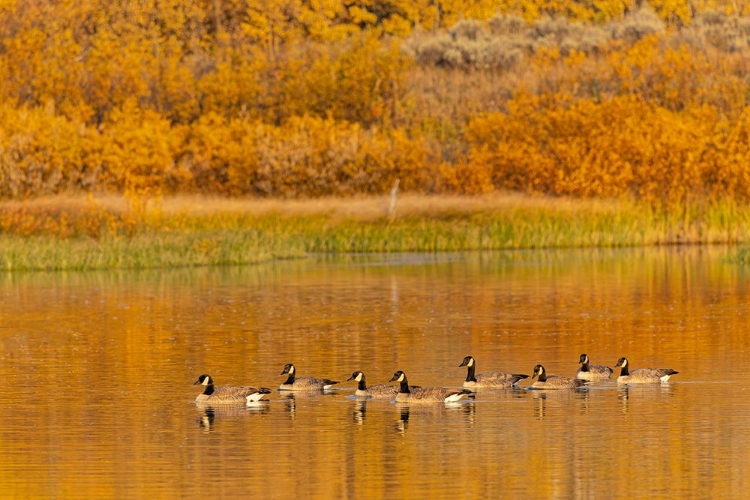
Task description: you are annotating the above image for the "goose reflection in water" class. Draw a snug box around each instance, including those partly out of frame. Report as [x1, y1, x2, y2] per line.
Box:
[353, 400, 367, 425]
[195, 403, 270, 432]
[396, 404, 410, 435]
[531, 387, 590, 420]
[394, 400, 476, 435]
[352, 396, 405, 426]
[197, 406, 247, 432]
[199, 407, 215, 432]
[618, 384, 676, 414]
[281, 392, 299, 419]
[280, 389, 338, 420]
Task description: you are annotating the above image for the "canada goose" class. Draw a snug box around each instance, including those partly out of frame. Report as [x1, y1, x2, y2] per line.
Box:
[193, 374, 272, 404]
[279, 363, 339, 391]
[575, 353, 614, 380]
[347, 371, 398, 398]
[389, 370, 473, 403]
[614, 357, 679, 384]
[530, 364, 585, 390]
[459, 355, 529, 388]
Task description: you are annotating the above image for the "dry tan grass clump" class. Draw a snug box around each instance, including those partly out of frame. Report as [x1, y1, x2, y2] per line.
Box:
[403, 8, 673, 70]
[403, 15, 536, 70]
[607, 7, 665, 43]
[0, 192, 625, 223]
[678, 10, 750, 52]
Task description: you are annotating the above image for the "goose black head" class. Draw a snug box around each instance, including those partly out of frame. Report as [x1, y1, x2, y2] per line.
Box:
[531, 365, 546, 379]
[459, 355, 475, 368]
[280, 363, 295, 375]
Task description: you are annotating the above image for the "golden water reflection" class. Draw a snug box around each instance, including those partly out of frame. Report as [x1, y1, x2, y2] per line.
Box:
[1, 247, 749, 498]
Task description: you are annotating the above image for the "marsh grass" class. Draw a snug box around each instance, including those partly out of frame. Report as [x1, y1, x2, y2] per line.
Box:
[2, 194, 750, 271]
[0, 232, 306, 271]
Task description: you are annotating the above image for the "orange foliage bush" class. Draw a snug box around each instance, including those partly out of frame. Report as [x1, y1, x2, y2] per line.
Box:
[461, 93, 750, 207]
[0, 105, 96, 197]
[702, 109, 750, 200]
[178, 115, 433, 196]
[97, 102, 182, 204]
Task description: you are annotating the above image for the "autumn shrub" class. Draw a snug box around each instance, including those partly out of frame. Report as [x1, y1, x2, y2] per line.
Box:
[244, 116, 354, 197]
[701, 109, 750, 201]
[97, 101, 182, 205]
[599, 35, 704, 110]
[0, 1, 94, 122]
[687, 10, 750, 52]
[403, 17, 536, 70]
[462, 94, 721, 207]
[403, 10, 648, 72]
[533, 16, 609, 55]
[282, 33, 411, 127]
[195, 49, 269, 122]
[177, 114, 434, 197]
[606, 7, 665, 43]
[244, 116, 433, 197]
[359, 127, 435, 193]
[487, 14, 531, 36]
[177, 113, 260, 195]
[405, 32, 455, 66]
[511, 31, 747, 117]
[0, 105, 95, 197]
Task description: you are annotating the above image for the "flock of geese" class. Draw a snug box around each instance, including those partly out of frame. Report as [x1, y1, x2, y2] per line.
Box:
[194, 354, 679, 406]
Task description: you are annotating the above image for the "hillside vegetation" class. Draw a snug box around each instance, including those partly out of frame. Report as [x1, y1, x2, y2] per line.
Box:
[2, 1, 750, 211]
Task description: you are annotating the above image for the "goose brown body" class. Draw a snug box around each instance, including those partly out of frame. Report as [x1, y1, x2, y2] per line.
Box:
[193, 374, 272, 404]
[279, 363, 339, 391]
[530, 365, 585, 390]
[347, 371, 398, 398]
[459, 355, 528, 388]
[575, 354, 614, 381]
[614, 357, 679, 384]
[389, 370, 473, 403]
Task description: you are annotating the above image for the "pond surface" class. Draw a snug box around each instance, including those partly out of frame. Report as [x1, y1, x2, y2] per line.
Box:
[1, 247, 749, 498]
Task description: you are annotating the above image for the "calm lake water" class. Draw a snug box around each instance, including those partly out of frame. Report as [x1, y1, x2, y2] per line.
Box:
[1, 247, 749, 498]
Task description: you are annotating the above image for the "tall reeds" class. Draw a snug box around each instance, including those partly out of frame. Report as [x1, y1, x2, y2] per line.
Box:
[2, 195, 750, 271]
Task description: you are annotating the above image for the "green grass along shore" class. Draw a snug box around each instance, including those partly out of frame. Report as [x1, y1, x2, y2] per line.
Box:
[2, 194, 750, 271]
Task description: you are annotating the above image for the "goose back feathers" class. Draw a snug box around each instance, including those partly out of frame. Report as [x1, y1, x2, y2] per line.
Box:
[389, 370, 473, 403]
[279, 363, 339, 391]
[194, 374, 272, 404]
[614, 357, 678, 384]
[530, 365, 585, 390]
[575, 354, 613, 381]
[459, 355, 529, 388]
